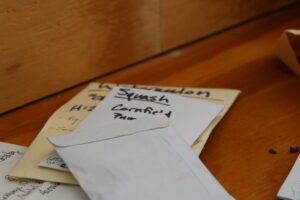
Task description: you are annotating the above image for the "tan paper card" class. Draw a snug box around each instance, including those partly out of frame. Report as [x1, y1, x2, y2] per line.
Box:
[10, 83, 240, 184]
[275, 29, 300, 76]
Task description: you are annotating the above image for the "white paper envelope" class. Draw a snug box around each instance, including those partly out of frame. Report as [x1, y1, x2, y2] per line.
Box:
[66, 86, 224, 146]
[48, 118, 234, 200]
[277, 155, 300, 200]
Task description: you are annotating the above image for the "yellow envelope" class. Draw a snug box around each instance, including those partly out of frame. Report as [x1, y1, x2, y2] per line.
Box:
[10, 83, 240, 184]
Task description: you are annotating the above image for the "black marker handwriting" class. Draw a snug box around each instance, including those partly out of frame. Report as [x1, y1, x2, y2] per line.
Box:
[0, 151, 23, 162]
[115, 88, 170, 106]
[113, 113, 136, 120]
[111, 104, 172, 118]
[39, 183, 60, 195]
[98, 84, 210, 97]
[88, 93, 105, 101]
[69, 104, 96, 112]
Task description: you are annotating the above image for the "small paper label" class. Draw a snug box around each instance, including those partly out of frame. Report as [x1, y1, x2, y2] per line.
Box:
[39, 151, 69, 172]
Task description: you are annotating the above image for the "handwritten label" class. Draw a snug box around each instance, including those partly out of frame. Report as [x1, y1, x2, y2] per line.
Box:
[97, 83, 211, 98]
[105, 88, 174, 121]
[115, 88, 170, 106]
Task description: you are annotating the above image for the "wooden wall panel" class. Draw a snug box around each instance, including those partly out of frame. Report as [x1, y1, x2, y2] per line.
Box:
[0, 0, 160, 113]
[161, 0, 297, 50]
[0, 0, 298, 113]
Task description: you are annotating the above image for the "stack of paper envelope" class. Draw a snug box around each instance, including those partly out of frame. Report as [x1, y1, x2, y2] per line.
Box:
[0, 142, 89, 200]
[1, 84, 239, 200]
[10, 83, 240, 184]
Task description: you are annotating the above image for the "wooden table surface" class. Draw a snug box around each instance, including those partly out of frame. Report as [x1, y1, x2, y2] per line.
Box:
[1, 4, 300, 200]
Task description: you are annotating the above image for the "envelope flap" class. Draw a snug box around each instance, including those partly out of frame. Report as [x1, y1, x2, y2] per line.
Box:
[48, 117, 169, 147]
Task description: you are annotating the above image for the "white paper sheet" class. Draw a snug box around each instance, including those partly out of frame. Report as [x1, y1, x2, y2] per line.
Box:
[278, 155, 300, 200]
[0, 142, 89, 200]
[0, 142, 42, 200]
[49, 118, 234, 200]
[42, 86, 223, 172]
[23, 182, 88, 200]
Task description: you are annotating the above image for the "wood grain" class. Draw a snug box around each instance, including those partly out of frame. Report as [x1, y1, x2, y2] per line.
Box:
[0, 0, 161, 113]
[0, 0, 297, 113]
[161, 0, 297, 50]
[1, 4, 300, 199]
